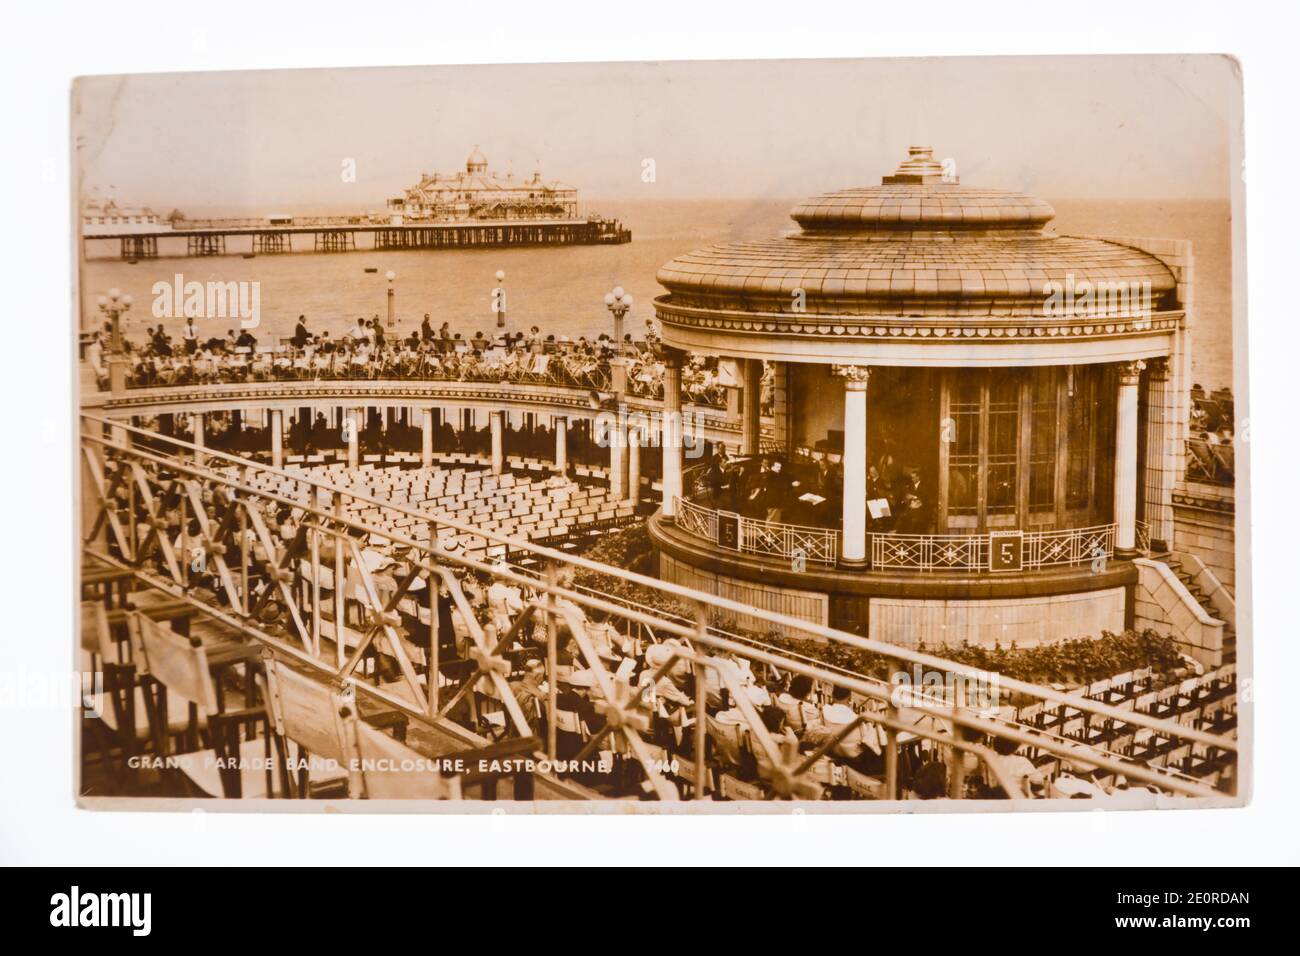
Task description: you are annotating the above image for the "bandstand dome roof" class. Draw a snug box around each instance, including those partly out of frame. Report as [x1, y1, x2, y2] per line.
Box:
[656, 147, 1178, 319]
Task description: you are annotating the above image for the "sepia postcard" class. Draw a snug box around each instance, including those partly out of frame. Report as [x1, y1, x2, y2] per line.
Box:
[72, 54, 1248, 812]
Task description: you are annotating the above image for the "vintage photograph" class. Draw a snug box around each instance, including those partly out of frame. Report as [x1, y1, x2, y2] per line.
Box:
[73, 54, 1246, 809]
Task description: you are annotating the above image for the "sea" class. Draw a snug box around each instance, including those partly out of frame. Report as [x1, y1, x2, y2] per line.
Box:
[80, 198, 1235, 391]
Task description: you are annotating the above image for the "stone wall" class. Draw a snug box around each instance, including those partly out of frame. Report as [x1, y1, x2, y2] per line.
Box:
[1132, 557, 1225, 668]
[1172, 482, 1236, 592]
[866, 588, 1127, 649]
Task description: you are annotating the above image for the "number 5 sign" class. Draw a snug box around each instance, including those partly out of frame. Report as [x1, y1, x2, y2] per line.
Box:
[989, 530, 1023, 572]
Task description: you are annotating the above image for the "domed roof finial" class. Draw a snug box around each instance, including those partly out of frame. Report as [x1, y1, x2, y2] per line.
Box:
[882, 145, 952, 184]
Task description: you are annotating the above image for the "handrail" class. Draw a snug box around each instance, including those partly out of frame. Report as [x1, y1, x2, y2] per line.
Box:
[80, 413, 1236, 801]
[673, 496, 1125, 573]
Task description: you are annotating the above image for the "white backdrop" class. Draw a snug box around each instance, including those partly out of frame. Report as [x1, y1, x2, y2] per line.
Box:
[0, 0, 1292, 866]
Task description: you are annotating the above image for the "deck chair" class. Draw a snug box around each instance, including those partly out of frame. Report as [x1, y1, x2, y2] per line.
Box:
[126, 611, 275, 798]
[352, 719, 462, 800]
[261, 658, 355, 798]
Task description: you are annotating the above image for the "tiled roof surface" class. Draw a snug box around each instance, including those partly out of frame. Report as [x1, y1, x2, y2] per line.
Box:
[657, 236, 1176, 300]
[656, 147, 1179, 314]
[791, 185, 1056, 233]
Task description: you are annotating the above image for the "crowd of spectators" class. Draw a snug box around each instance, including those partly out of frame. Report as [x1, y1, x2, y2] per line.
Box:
[86, 314, 731, 409]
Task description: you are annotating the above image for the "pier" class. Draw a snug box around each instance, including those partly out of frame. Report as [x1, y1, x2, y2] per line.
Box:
[86, 215, 632, 260]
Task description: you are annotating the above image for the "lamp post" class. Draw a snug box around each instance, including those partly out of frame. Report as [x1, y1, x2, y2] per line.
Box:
[493, 269, 506, 329]
[97, 287, 133, 394]
[386, 270, 396, 327]
[604, 286, 633, 399]
[603, 286, 634, 354]
[601, 287, 636, 502]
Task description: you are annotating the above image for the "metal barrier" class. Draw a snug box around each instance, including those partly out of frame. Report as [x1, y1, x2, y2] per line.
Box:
[675, 497, 839, 567]
[873, 524, 1118, 573]
[81, 412, 1235, 801]
[675, 497, 1125, 574]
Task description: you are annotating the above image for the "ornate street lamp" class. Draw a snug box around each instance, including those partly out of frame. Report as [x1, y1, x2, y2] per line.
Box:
[386, 270, 396, 327]
[603, 285, 634, 352]
[493, 269, 506, 329]
[97, 287, 133, 394]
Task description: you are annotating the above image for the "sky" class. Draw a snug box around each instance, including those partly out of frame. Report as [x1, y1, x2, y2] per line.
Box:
[72, 54, 1238, 209]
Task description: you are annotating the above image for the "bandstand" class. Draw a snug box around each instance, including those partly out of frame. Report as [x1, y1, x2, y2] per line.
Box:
[650, 148, 1197, 650]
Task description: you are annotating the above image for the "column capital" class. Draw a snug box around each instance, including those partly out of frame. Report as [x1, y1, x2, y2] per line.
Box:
[659, 345, 688, 369]
[833, 364, 872, 389]
[1119, 359, 1146, 386]
[1146, 356, 1170, 382]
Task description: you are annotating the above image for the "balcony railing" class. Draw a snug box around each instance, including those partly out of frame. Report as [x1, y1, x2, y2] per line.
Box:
[873, 525, 1117, 573]
[675, 498, 1126, 574]
[675, 497, 839, 567]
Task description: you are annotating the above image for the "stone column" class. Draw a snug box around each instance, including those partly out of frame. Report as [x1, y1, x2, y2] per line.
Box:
[1143, 358, 1173, 551]
[626, 427, 641, 506]
[608, 412, 626, 501]
[346, 407, 360, 469]
[270, 409, 284, 468]
[553, 415, 568, 474]
[661, 349, 684, 519]
[771, 360, 792, 454]
[838, 366, 870, 566]
[192, 412, 205, 467]
[1114, 360, 1144, 557]
[742, 358, 762, 456]
[421, 408, 434, 469]
[490, 410, 504, 475]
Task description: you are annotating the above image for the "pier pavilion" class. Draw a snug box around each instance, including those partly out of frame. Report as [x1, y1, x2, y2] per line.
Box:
[649, 148, 1220, 657]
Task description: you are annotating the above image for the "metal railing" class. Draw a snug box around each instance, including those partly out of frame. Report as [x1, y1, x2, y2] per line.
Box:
[674, 497, 1127, 574]
[80, 413, 1235, 801]
[873, 524, 1117, 573]
[675, 497, 840, 567]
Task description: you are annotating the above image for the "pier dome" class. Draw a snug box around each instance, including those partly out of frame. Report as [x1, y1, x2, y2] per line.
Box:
[656, 146, 1176, 319]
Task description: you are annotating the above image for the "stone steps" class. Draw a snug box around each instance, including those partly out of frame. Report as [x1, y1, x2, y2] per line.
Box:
[1166, 556, 1235, 664]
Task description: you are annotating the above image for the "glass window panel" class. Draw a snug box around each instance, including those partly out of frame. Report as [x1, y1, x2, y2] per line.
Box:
[987, 376, 1019, 514]
[1065, 372, 1093, 511]
[947, 380, 980, 515]
[1029, 368, 1057, 512]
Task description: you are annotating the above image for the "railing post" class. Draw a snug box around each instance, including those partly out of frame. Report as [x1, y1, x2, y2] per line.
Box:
[693, 602, 708, 800]
[545, 562, 559, 761]
[427, 520, 439, 718]
[310, 524, 322, 657]
[884, 704, 899, 800]
[333, 491, 346, 668]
